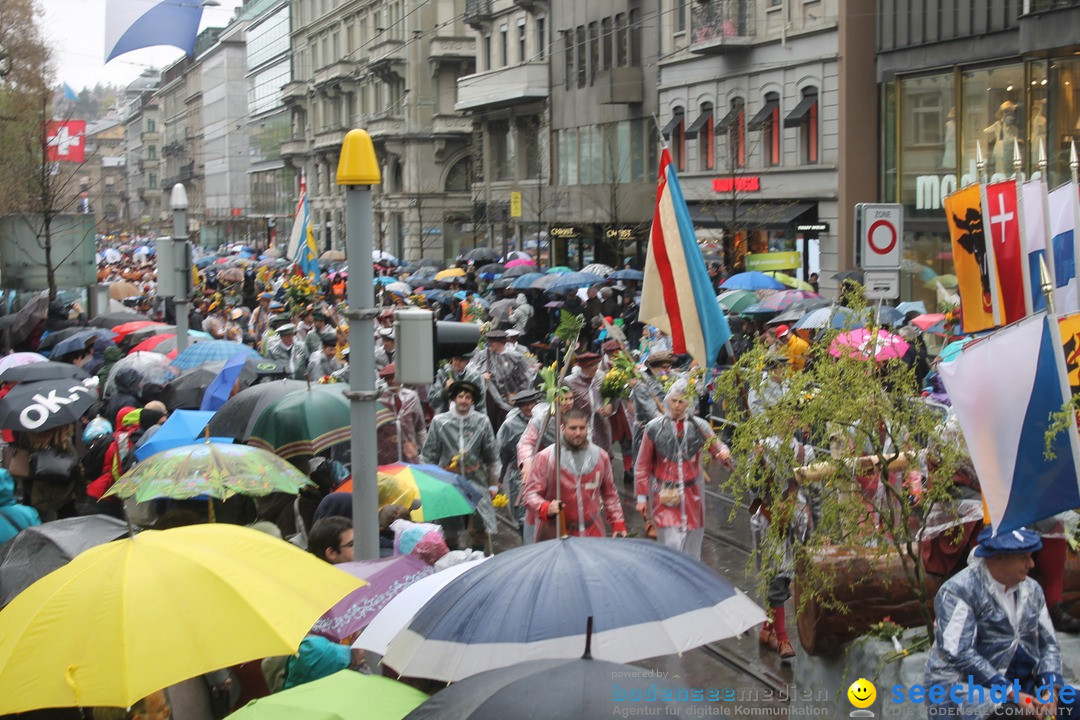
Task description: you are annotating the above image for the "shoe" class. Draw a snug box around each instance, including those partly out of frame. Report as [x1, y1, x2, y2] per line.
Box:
[777, 640, 796, 660]
[758, 626, 778, 650]
[644, 520, 657, 540]
[1050, 603, 1080, 634]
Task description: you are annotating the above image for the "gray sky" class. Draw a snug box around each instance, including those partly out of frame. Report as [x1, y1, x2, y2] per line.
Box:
[40, 0, 244, 92]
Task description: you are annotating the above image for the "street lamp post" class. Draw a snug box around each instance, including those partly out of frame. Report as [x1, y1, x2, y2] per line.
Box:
[170, 183, 190, 354]
[337, 130, 382, 560]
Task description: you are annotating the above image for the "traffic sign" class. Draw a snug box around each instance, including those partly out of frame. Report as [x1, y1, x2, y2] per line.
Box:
[863, 270, 900, 300]
[856, 203, 903, 270]
[510, 191, 522, 218]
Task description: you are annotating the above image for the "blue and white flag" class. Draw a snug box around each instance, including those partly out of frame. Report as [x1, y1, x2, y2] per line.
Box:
[939, 312, 1080, 533]
[105, 0, 204, 62]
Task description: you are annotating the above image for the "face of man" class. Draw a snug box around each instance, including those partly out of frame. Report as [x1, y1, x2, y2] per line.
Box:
[488, 340, 505, 354]
[667, 394, 688, 419]
[326, 529, 354, 564]
[133, 691, 171, 720]
[986, 552, 1035, 589]
[520, 401, 537, 418]
[450, 357, 468, 372]
[383, 338, 395, 351]
[324, 345, 337, 357]
[453, 390, 474, 413]
[652, 363, 673, 377]
[557, 392, 575, 414]
[579, 362, 599, 379]
[563, 417, 589, 449]
[281, 333, 295, 346]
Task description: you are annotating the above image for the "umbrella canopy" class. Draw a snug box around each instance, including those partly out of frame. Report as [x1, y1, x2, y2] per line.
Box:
[0, 515, 128, 607]
[0, 353, 47, 376]
[335, 463, 481, 522]
[769, 298, 833, 325]
[763, 271, 815, 292]
[129, 332, 183, 355]
[385, 281, 413, 296]
[112, 320, 168, 343]
[248, 385, 353, 458]
[939, 336, 978, 363]
[545, 266, 573, 274]
[896, 300, 928, 316]
[608, 268, 644, 281]
[509, 272, 545, 289]
[88, 311, 147, 329]
[0, 378, 98, 432]
[228, 670, 427, 720]
[107, 281, 141, 301]
[170, 340, 261, 371]
[463, 247, 501, 263]
[109, 441, 312, 502]
[793, 305, 863, 331]
[104, 352, 176, 396]
[503, 258, 536, 270]
[376, 537, 766, 682]
[719, 271, 787, 291]
[717, 289, 759, 314]
[875, 305, 905, 326]
[38, 327, 94, 352]
[832, 269, 865, 283]
[162, 366, 222, 410]
[321, 249, 346, 263]
[373, 249, 399, 264]
[500, 265, 537, 278]
[544, 272, 605, 293]
[911, 313, 946, 332]
[490, 277, 516, 290]
[0, 361, 89, 385]
[0, 524, 363, 715]
[476, 263, 505, 275]
[581, 263, 613, 277]
[206, 379, 308, 440]
[433, 268, 466, 281]
[829, 328, 910, 362]
[741, 290, 823, 315]
[50, 329, 116, 358]
[133, 409, 219, 461]
[403, 657, 700, 720]
[125, 324, 182, 346]
[312, 556, 436, 642]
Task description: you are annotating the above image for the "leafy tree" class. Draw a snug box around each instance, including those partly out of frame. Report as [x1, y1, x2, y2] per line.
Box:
[712, 296, 967, 637]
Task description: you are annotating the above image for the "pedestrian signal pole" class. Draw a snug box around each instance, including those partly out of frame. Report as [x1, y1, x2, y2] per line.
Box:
[338, 130, 382, 560]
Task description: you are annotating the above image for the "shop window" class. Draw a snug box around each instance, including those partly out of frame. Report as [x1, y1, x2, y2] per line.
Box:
[686, 102, 714, 171]
[897, 72, 954, 210]
[1047, 58, 1080, 186]
[716, 97, 746, 169]
[748, 93, 780, 167]
[960, 64, 1024, 179]
[784, 86, 818, 164]
[662, 107, 686, 171]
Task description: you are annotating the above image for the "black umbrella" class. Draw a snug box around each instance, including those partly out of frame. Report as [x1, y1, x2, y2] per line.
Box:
[463, 247, 500, 263]
[0, 378, 98, 432]
[491, 277, 517, 290]
[37, 327, 92, 352]
[0, 361, 89, 385]
[408, 258, 443, 269]
[205, 379, 308, 440]
[833, 269, 865, 283]
[162, 367, 220, 410]
[403, 656, 699, 719]
[476, 263, 505, 275]
[0, 515, 128, 606]
[88, 311, 147, 329]
[500, 265, 536, 279]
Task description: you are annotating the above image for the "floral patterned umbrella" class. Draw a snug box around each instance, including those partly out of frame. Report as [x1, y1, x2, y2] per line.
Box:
[104, 442, 312, 502]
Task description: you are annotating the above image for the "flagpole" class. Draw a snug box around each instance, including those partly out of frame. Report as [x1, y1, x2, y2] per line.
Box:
[1038, 140, 1058, 311]
[1013, 139, 1033, 316]
[978, 142, 1004, 327]
[976, 141, 987, 184]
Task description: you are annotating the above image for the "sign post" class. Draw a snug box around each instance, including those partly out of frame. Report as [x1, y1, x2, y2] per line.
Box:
[856, 203, 903, 300]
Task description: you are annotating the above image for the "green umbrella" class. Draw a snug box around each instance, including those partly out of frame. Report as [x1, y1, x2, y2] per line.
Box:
[717, 289, 759, 314]
[545, 266, 573, 274]
[247, 385, 360, 459]
[105, 442, 312, 502]
[226, 670, 427, 720]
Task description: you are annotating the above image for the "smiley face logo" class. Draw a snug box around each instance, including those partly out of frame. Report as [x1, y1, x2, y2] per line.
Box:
[848, 678, 876, 708]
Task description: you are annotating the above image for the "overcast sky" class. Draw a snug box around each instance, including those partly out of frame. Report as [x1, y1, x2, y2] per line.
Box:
[40, 0, 244, 92]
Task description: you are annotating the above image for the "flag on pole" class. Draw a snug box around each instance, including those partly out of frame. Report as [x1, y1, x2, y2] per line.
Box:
[288, 178, 320, 280]
[62, 83, 78, 101]
[1022, 179, 1052, 313]
[938, 312, 1080, 534]
[641, 147, 730, 367]
[944, 184, 997, 333]
[45, 121, 86, 163]
[286, 176, 308, 262]
[105, 0, 204, 62]
[1048, 182, 1080, 313]
[982, 179, 1030, 323]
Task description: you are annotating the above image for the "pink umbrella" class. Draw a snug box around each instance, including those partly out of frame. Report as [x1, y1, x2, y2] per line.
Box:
[504, 258, 537, 269]
[829, 328, 909, 362]
[0, 353, 47, 375]
[910, 313, 945, 331]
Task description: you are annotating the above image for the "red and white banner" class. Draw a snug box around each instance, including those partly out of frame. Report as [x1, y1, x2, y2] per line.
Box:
[982, 179, 1030, 324]
[45, 120, 86, 163]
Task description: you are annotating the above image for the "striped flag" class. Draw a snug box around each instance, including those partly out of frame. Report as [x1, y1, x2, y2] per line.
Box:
[641, 147, 730, 366]
[982, 179, 1030, 323]
[938, 312, 1080, 534]
[1022, 179, 1052, 312]
[288, 177, 320, 280]
[1048, 182, 1080, 313]
[944, 185, 997, 333]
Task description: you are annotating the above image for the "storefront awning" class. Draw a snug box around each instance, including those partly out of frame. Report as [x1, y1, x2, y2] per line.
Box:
[746, 99, 778, 130]
[660, 114, 683, 139]
[685, 109, 713, 139]
[691, 201, 817, 230]
[783, 94, 817, 128]
[715, 106, 740, 134]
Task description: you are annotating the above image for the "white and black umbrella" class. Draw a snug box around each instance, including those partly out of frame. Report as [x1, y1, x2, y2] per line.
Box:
[0, 378, 98, 432]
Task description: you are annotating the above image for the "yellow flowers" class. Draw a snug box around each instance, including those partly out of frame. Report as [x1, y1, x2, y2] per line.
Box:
[448, 453, 462, 471]
[491, 493, 509, 508]
[600, 368, 631, 401]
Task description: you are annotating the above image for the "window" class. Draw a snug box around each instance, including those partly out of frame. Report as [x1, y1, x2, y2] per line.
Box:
[500, 27, 508, 66]
[784, 86, 818, 164]
[564, 32, 573, 89]
[146, 119, 156, 132]
[576, 26, 587, 88]
[675, 0, 686, 33]
[536, 17, 545, 60]
[519, 118, 541, 178]
[588, 22, 599, 83]
[687, 102, 714, 171]
[484, 34, 492, 71]
[629, 9, 640, 65]
[147, 145, 157, 160]
[518, 19, 526, 62]
[717, 97, 746, 169]
[489, 120, 514, 180]
[662, 107, 686, 171]
[614, 14, 627, 66]
[148, 173, 157, 190]
[748, 92, 780, 167]
[445, 157, 471, 192]
[600, 18, 612, 70]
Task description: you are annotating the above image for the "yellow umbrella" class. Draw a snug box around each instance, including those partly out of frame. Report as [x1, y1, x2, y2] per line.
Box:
[433, 267, 465, 281]
[764, 271, 815, 292]
[0, 524, 365, 715]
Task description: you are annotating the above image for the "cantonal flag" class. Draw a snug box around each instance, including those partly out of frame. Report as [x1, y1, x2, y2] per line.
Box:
[641, 147, 730, 367]
[1022, 179, 1051, 313]
[45, 120, 86, 163]
[982, 179, 1030, 323]
[944, 184, 998, 333]
[1048, 181, 1080, 314]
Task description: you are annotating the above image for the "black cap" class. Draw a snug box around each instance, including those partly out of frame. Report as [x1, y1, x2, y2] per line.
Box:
[448, 380, 481, 402]
[509, 389, 544, 406]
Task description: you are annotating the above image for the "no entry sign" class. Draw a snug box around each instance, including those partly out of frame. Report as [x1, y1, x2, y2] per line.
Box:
[857, 203, 903, 270]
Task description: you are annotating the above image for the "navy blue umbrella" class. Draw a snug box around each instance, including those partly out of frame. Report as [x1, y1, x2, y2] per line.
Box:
[378, 536, 766, 681]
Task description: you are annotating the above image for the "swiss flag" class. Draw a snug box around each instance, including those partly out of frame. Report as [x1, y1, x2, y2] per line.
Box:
[45, 120, 86, 163]
[983, 179, 1030, 324]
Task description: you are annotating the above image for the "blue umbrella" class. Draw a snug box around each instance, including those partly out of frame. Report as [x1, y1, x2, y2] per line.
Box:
[193, 255, 219, 268]
[875, 305, 905, 326]
[375, 537, 766, 682]
[718, 271, 786, 291]
[509, 273, 545, 290]
[50, 329, 115, 358]
[608, 269, 644, 281]
[200, 353, 249, 412]
[896, 300, 927, 316]
[793, 305, 863, 331]
[543, 272, 605, 293]
[134, 410, 232, 461]
[170, 342, 261, 371]
[375, 277, 397, 286]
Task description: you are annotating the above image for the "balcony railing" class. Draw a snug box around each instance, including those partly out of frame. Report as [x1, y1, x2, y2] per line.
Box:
[690, 0, 755, 54]
[465, 0, 492, 29]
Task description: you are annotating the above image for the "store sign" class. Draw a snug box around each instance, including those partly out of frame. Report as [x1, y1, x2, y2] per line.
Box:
[604, 226, 638, 242]
[550, 225, 582, 239]
[712, 177, 761, 193]
[745, 251, 801, 272]
[797, 223, 829, 234]
[914, 160, 1013, 210]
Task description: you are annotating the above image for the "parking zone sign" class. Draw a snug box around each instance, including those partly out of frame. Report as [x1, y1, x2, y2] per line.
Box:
[856, 203, 903, 270]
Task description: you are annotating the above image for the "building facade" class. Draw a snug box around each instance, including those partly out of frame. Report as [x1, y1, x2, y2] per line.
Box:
[81, 117, 127, 231]
[124, 69, 162, 232]
[877, 0, 1080, 309]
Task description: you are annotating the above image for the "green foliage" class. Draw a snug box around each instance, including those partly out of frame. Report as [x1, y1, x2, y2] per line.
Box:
[712, 294, 967, 635]
[553, 312, 585, 344]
